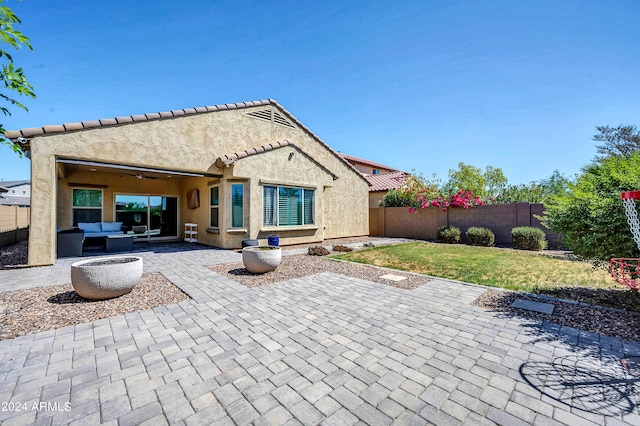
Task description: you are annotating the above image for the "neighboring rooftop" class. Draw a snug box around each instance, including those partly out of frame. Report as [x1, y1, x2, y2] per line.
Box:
[0, 180, 30, 188]
[365, 171, 407, 192]
[0, 195, 30, 206]
[339, 153, 401, 173]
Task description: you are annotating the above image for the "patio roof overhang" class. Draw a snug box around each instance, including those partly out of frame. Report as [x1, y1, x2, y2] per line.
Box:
[55, 158, 223, 179]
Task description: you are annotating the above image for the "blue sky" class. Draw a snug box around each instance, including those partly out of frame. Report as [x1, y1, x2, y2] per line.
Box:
[0, 0, 638, 185]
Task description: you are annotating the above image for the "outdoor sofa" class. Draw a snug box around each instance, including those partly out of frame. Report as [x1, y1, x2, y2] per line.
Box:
[77, 222, 126, 237]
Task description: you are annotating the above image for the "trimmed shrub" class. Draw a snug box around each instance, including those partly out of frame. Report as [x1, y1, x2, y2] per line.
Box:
[308, 246, 329, 256]
[437, 226, 461, 244]
[466, 227, 495, 247]
[512, 227, 547, 251]
[381, 189, 411, 207]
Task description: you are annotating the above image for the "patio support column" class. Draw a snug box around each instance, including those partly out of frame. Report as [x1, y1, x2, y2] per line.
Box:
[28, 151, 57, 266]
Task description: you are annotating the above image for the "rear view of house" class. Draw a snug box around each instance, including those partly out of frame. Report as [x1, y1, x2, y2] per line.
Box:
[7, 99, 369, 266]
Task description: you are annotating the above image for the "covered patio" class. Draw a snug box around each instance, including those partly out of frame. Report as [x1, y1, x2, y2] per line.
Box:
[54, 158, 221, 259]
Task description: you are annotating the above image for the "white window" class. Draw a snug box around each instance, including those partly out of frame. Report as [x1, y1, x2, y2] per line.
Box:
[72, 188, 103, 225]
[263, 185, 314, 226]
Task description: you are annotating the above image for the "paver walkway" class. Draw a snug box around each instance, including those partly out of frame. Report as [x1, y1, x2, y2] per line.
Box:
[1, 243, 640, 425]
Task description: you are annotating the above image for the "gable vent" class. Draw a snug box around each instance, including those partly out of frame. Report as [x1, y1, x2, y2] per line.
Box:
[245, 109, 296, 129]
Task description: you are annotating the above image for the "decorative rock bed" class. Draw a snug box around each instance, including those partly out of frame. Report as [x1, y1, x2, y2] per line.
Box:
[71, 256, 143, 300]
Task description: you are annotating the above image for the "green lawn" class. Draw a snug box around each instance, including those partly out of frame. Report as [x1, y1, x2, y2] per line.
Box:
[333, 242, 640, 310]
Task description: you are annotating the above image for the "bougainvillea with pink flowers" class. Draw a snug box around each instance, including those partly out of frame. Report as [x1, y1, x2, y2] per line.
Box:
[381, 172, 485, 211]
[407, 189, 484, 212]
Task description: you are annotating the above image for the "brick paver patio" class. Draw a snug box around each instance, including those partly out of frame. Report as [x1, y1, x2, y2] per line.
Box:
[1, 242, 639, 425]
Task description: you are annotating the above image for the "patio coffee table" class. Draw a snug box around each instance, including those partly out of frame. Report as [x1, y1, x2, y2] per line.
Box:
[105, 234, 134, 252]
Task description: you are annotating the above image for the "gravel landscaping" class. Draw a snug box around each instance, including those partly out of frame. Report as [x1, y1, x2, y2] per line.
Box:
[473, 289, 640, 343]
[209, 254, 430, 290]
[0, 240, 28, 270]
[0, 272, 190, 340]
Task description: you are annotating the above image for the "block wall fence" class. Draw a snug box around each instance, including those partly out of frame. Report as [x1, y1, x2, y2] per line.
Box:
[369, 203, 561, 247]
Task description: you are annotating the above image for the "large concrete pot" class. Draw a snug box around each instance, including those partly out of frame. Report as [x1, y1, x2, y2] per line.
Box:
[242, 246, 282, 274]
[71, 256, 143, 300]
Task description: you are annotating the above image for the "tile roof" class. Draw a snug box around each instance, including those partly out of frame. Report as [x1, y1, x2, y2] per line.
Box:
[215, 140, 339, 181]
[0, 180, 30, 188]
[339, 153, 401, 172]
[364, 171, 407, 192]
[0, 195, 30, 206]
[5, 100, 276, 139]
[5, 99, 369, 185]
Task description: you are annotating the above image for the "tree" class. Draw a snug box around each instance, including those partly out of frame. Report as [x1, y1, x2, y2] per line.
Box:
[443, 162, 507, 199]
[542, 153, 640, 264]
[593, 125, 640, 162]
[0, 1, 35, 158]
[490, 170, 571, 205]
[484, 166, 508, 198]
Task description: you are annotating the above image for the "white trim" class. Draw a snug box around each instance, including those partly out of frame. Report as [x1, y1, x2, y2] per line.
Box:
[226, 228, 247, 234]
[259, 179, 318, 190]
[71, 187, 103, 224]
[262, 184, 315, 227]
[260, 225, 318, 232]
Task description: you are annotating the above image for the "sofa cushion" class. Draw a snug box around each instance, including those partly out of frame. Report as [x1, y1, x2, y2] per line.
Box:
[78, 222, 102, 233]
[101, 222, 123, 232]
[83, 231, 124, 238]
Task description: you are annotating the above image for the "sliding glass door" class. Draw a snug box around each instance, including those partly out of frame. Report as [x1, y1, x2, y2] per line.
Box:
[115, 194, 178, 239]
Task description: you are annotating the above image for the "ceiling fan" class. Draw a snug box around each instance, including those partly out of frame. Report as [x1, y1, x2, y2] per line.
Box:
[127, 171, 161, 180]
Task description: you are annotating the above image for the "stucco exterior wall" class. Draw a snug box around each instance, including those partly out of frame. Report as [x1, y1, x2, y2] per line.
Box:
[351, 163, 395, 175]
[369, 192, 385, 208]
[231, 145, 333, 247]
[27, 104, 369, 265]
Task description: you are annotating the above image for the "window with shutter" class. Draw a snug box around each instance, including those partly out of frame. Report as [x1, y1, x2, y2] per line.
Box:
[263, 185, 314, 226]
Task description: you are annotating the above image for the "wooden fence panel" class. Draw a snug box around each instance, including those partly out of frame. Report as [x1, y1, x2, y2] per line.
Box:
[0, 205, 30, 232]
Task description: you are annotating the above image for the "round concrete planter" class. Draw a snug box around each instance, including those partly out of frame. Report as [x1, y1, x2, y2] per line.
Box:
[242, 246, 282, 274]
[71, 256, 143, 300]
